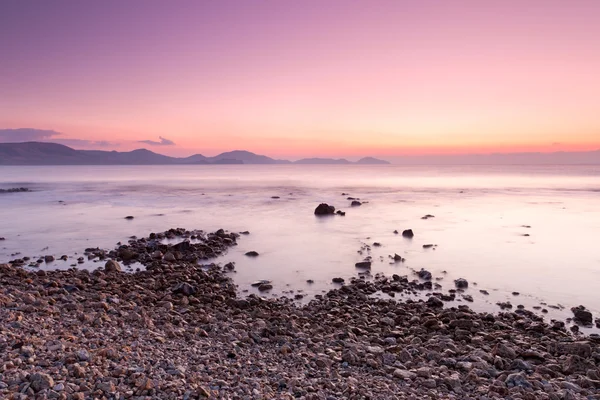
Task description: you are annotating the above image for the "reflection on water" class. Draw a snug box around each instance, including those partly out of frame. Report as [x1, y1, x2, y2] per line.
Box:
[1, 165, 599, 329]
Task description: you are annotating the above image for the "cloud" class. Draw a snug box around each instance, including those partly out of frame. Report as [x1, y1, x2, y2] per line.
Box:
[138, 136, 175, 146]
[52, 139, 115, 147]
[0, 128, 61, 142]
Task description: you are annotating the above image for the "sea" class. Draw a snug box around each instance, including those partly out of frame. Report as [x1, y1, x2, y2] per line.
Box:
[1, 165, 599, 331]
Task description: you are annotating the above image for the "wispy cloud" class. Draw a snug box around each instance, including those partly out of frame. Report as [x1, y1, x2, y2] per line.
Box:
[53, 139, 115, 147]
[138, 136, 175, 146]
[0, 128, 60, 142]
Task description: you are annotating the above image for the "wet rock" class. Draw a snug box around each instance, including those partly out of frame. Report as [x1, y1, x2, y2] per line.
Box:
[351, 200, 362, 206]
[104, 259, 121, 272]
[314, 203, 335, 215]
[401, 229, 414, 238]
[332, 277, 345, 284]
[355, 261, 372, 269]
[245, 251, 259, 257]
[393, 253, 404, 262]
[417, 269, 432, 281]
[258, 283, 273, 292]
[571, 305, 593, 325]
[44, 255, 55, 262]
[336, 210, 346, 216]
[454, 278, 468, 289]
[422, 244, 435, 249]
[124, 216, 134, 220]
[163, 252, 176, 262]
[421, 214, 435, 219]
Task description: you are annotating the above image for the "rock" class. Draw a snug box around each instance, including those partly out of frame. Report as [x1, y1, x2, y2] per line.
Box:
[393, 369, 416, 380]
[355, 261, 372, 269]
[571, 305, 593, 325]
[245, 251, 259, 257]
[479, 289, 489, 295]
[314, 203, 335, 215]
[336, 210, 346, 216]
[124, 216, 134, 220]
[271, 196, 280, 199]
[427, 296, 444, 307]
[332, 277, 345, 284]
[421, 214, 435, 219]
[29, 373, 54, 392]
[393, 253, 404, 262]
[152, 250, 163, 259]
[172, 282, 197, 296]
[258, 283, 273, 292]
[224, 262, 235, 271]
[104, 259, 121, 272]
[401, 229, 414, 238]
[454, 278, 468, 289]
[44, 255, 55, 262]
[422, 244, 434, 249]
[417, 269, 432, 281]
[251, 280, 271, 287]
[163, 252, 176, 262]
[351, 200, 362, 206]
[0, 237, 5, 240]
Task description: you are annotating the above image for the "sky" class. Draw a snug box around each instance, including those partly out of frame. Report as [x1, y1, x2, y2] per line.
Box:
[1, 0, 599, 159]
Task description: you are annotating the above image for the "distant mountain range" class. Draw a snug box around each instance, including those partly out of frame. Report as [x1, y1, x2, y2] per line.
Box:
[0, 142, 390, 165]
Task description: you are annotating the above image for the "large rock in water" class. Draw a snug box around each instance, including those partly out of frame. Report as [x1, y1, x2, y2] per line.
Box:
[402, 229, 414, 238]
[104, 259, 121, 272]
[571, 305, 593, 325]
[314, 203, 335, 215]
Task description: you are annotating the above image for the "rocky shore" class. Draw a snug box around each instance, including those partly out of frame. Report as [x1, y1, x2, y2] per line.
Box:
[1, 229, 600, 399]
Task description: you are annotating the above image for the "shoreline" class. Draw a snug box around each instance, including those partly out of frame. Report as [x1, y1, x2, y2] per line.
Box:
[1, 228, 600, 398]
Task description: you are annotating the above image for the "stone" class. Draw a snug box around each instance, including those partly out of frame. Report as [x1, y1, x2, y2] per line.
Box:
[44, 255, 55, 262]
[351, 200, 362, 206]
[355, 261, 371, 269]
[417, 269, 432, 280]
[393, 369, 417, 380]
[104, 259, 121, 272]
[124, 216, 134, 220]
[571, 306, 593, 325]
[29, 373, 55, 392]
[454, 278, 468, 289]
[314, 203, 335, 215]
[332, 277, 345, 284]
[401, 229, 414, 238]
[163, 252, 176, 262]
[245, 251, 259, 257]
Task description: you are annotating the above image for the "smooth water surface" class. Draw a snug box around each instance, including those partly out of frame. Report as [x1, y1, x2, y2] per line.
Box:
[1, 165, 599, 328]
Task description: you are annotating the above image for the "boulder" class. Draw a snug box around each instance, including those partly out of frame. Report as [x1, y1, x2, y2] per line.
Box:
[104, 259, 121, 272]
[314, 203, 335, 215]
[571, 306, 593, 325]
[332, 277, 345, 284]
[245, 251, 259, 257]
[124, 216, 134, 220]
[351, 200, 362, 207]
[402, 229, 414, 238]
[454, 278, 468, 289]
[355, 261, 372, 269]
[417, 269, 432, 281]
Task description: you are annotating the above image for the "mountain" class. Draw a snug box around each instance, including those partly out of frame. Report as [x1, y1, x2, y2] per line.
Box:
[294, 157, 390, 164]
[356, 157, 390, 165]
[208, 150, 290, 164]
[295, 158, 351, 164]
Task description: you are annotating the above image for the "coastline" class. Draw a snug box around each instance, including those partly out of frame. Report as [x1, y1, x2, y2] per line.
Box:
[1, 228, 599, 399]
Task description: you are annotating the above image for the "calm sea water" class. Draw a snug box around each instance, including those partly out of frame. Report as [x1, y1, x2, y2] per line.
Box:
[1, 165, 599, 329]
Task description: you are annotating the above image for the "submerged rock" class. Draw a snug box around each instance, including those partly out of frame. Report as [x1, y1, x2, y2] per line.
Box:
[314, 203, 335, 215]
[355, 261, 372, 269]
[454, 278, 468, 289]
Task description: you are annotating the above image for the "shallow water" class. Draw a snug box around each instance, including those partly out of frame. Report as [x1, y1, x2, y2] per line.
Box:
[1, 165, 599, 330]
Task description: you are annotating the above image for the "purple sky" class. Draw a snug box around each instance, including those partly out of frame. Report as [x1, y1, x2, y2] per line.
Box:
[1, 0, 599, 158]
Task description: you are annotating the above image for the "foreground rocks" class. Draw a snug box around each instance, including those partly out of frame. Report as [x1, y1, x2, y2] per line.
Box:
[1, 229, 600, 399]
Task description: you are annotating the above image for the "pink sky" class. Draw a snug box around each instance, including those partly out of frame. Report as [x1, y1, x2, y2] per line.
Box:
[1, 0, 599, 158]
